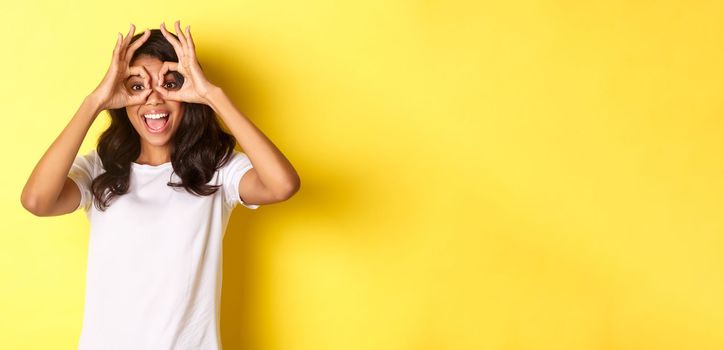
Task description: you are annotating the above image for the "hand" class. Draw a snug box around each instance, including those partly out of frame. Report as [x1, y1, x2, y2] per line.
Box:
[89, 24, 153, 110]
[157, 20, 218, 105]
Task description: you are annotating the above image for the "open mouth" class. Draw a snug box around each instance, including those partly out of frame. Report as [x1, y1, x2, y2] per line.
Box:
[142, 112, 170, 133]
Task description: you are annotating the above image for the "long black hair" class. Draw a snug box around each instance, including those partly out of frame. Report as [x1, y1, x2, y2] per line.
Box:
[91, 29, 237, 211]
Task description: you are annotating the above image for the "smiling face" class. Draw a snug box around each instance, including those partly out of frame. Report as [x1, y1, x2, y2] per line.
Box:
[125, 55, 184, 153]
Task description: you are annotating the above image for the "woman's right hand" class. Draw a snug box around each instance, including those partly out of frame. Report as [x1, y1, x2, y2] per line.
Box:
[89, 24, 153, 111]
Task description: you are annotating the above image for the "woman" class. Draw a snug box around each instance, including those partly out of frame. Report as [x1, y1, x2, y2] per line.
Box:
[21, 21, 300, 349]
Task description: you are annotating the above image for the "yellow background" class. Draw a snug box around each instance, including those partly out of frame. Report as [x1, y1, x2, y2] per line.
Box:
[2, 0, 724, 349]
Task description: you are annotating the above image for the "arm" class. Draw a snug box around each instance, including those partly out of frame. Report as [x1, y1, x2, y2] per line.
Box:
[20, 97, 102, 216]
[207, 86, 301, 203]
[156, 21, 300, 204]
[20, 24, 153, 216]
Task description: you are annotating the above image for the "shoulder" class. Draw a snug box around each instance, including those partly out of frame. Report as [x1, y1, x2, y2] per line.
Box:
[72, 148, 104, 178]
[217, 149, 258, 208]
[73, 148, 98, 169]
[219, 150, 252, 174]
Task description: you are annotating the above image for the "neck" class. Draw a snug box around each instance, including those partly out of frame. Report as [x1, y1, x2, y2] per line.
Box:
[136, 143, 171, 165]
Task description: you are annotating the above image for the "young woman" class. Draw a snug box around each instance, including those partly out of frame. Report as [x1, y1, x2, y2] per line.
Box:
[21, 21, 300, 349]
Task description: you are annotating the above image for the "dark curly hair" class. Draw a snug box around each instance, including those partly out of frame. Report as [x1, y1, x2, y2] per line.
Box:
[90, 29, 237, 211]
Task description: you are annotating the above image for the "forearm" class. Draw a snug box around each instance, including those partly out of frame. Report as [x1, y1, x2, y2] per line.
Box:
[206, 87, 300, 197]
[21, 96, 102, 213]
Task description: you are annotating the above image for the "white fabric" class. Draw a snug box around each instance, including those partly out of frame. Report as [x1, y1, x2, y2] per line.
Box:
[67, 148, 259, 350]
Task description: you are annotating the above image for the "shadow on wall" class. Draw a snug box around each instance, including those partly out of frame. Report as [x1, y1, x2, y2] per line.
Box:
[218, 165, 361, 349]
[205, 38, 367, 349]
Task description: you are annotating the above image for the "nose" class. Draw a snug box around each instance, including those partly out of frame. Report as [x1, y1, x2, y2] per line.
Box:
[145, 83, 165, 105]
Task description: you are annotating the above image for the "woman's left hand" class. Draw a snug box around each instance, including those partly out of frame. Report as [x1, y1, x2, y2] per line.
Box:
[157, 20, 217, 105]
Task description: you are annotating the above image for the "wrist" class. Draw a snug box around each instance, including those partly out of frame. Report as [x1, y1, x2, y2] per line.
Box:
[204, 85, 225, 112]
[84, 94, 105, 115]
[203, 84, 222, 100]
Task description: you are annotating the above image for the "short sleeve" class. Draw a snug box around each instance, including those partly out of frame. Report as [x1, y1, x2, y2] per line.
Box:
[67, 149, 98, 212]
[221, 150, 260, 210]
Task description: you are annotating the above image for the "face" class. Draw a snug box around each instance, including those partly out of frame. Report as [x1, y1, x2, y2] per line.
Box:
[125, 55, 184, 148]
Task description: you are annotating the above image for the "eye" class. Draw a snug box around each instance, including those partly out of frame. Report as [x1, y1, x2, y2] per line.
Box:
[163, 81, 179, 90]
[130, 84, 145, 91]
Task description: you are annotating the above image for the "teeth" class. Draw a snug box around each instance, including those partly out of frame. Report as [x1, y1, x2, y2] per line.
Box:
[144, 113, 169, 119]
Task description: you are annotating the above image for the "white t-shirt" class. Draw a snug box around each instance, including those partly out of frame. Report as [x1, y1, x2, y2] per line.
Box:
[68, 148, 260, 350]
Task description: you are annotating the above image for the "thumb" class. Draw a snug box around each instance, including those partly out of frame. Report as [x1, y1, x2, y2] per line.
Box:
[128, 88, 153, 105]
[156, 85, 181, 101]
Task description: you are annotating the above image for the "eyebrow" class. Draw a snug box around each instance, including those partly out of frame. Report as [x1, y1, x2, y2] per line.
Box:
[125, 72, 176, 82]
[125, 75, 143, 82]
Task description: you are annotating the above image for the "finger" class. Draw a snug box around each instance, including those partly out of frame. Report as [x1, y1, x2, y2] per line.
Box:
[128, 88, 153, 105]
[141, 89, 153, 103]
[185, 25, 196, 54]
[155, 84, 168, 98]
[119, 23, 136, 61]
[157, 61, 179, 87]
[174, 20, 187, 50]
[111, 32, 123, 64]
[152, 76, 183, 101]
[160, 22, 184, 57]
[126, 65, 150, 82]
[125, 66, 152, 97]
[161, 89, 182, 102]
[125, 29, 151, 62]
[132, 85, 153, 100]
[132, 65, 152, 90]
[154, 83, 179, 101]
